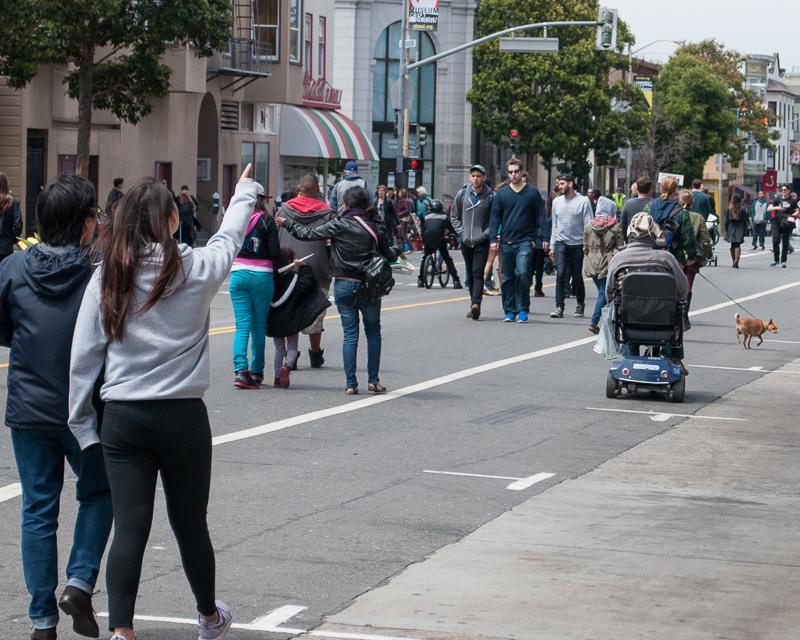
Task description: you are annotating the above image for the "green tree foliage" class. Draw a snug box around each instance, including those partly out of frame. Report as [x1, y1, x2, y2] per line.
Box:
[466, 0, 649, 183]
[654, 39, 776, 179]
[0, 0, 231, 177]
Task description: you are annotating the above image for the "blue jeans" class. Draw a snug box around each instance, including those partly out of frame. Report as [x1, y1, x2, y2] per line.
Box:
[752, 222, 766, 248]
[11, 429, 112, 629]
[591, 277, 607, 325]
[229, 269, 274, 374]
[554, 241, 585, 309]
[334, 279, 382, 389]
[500, 241, 533, 315]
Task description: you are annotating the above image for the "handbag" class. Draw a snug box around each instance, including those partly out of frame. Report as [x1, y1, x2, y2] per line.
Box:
[354, 216, 395, 300]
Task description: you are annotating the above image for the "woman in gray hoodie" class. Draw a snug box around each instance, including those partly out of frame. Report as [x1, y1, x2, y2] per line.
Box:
[68, 165, 258, 640]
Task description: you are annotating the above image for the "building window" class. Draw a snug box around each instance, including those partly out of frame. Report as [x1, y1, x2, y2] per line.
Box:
[255, 104, 276, 134]
[289, 0, 302, 64]
[241, 103, 254, 131]
[241, 142, 269, 190]
[747, 142, 761, 163]
[317, 16, 326, 79]
[253, 0, 279, 60]
[303, 13, 313, 76]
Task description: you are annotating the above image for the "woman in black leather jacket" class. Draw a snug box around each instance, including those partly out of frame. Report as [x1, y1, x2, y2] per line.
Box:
[276, 186, 398, 395]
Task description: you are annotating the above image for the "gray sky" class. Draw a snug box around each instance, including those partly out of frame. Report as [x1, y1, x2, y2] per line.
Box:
[613, 0, 800, 73]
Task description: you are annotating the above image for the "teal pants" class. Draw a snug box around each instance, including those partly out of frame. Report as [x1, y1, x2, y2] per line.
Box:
[229, 269, 274, 374]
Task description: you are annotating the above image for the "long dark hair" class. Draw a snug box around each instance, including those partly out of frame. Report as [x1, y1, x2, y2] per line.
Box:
[0, 173, 11, 215]
[729, 194, 742, 221]
[343, 186, 378, 221]
[100, 178, 184, 342]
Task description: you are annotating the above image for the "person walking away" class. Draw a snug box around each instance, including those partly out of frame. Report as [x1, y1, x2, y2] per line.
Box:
[680, 189, 713, 330]
[548, 173, 592, 319]
[105, 178, 125, 216]
[767, 184, 798, 267]
[703, 187, 716, 217]
[584, 197, 624, 334]
[277, 186, 399, 395]
[620, 176, 653, 242]
[229, 182, 280, 389]
[395, 188, 414, 251]
[451, 164, 493, 319]
[175, 190, 199, 247]
[1, 174, 112, 640]
[647, 176, 696, 268]
[690, 179, 711, 220]
[416, 199, 462, 289]
[489, 159, 548, 322]
[329, 160, 367, 214]
[267, 248, 332, 388]
[751, 191, 768, 250]
[68, 165, 260, 640]
[723, 193, 746, 268]
[277, 174, 336, 369]
[0, 172, 24, 263]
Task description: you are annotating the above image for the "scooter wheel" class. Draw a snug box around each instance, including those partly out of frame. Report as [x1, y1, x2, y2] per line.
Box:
[669, 376, 686, 403]
[606, 373, 619, 399]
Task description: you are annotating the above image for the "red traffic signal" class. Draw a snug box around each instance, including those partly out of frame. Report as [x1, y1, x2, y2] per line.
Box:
[404, 157, 423, 173]
[510, 129, 519, 138]
[410, 159, 419, 170]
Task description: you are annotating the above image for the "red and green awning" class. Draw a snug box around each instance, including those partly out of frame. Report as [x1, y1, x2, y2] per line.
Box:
[280, 105, 379, 161]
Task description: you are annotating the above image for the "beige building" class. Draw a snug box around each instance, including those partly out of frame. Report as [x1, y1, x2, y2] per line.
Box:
[0, 0, 377, 234]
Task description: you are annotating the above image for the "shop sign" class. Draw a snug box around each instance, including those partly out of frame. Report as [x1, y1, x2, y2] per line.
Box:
[408, 0, 439, 32]
[302, 74, 342, 110]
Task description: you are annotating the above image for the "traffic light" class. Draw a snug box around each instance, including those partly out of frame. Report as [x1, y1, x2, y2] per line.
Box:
[509, 129, 520, 155]
[418, 125, 428, 148]
[595, 7, 618, 51]
[404, 157, 423, 173]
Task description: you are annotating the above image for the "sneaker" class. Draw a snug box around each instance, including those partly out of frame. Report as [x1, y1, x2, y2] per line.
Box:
[574, 304, 585, 317]
[503, 313, 515, 322]
[782, 263, 787, 268]
[534, 289, 545, 298]
[789, 245, 795, 254]
[30, 628, 57, 640]
[308, 349, 325, 368]
[250, 372, 264, 386]
[234, 370, 259, 389]
[198, 601, 232, 640]
[588, 324, 600, 334]
[59, 585, 99, 638]
[470, 304, 481, 320]
[277, 365, 291, 389]
[770, 261, 778, 267]
[452, 279, 463, 289]
[417, 279, 425, 288]
[516, 311, 528, 323]
[550, 308, 564, 318]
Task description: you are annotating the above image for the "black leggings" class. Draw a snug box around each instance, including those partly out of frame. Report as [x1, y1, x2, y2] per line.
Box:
[101, 399, 217, 629]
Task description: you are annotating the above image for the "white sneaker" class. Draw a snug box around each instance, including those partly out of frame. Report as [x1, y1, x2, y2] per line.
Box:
[197, 601, 232, 640]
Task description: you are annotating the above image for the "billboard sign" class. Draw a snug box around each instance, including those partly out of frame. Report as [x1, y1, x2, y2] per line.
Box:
[408, 0, 439, 31]
[762, 169, 778, 191]
[634, 75, 653, 110]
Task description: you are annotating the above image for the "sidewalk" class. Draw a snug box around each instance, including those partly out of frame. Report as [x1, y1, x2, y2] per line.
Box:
[308, 360, 800, 640]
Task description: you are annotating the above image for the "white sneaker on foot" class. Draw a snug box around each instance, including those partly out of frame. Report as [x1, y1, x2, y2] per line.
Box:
[198, 601, 232, 640]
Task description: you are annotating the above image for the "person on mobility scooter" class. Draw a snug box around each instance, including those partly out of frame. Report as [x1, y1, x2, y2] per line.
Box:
[605, 212, 690, 402]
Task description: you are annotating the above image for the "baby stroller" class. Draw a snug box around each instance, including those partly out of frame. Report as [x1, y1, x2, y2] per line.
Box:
[705, 213, 719, 266]
[606, 270, 687, 402]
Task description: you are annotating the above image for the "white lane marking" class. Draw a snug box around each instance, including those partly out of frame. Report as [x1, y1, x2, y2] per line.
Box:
[586, 407, 748, 422]
[210, 280, 800, 447]
[423, 470, 555, 491]
[687, 364, 764, 372]
[97, 606, 307, 634]
[423, 470, 521, 481]
[0, 482, 22, 503]
[244, 605, 307, 631]
[766, 339, 800, 344]
[303, 631, 425, 640]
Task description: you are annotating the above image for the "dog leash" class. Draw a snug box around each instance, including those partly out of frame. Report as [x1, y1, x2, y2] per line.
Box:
[696, 271, 757, 318]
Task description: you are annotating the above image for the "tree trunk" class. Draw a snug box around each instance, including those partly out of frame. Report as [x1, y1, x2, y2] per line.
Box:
[76, 45, 95, 178]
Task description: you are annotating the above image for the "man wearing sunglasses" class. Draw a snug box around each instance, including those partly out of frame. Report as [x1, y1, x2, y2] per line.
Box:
[488, 158, 548, 322]
[767, 185, 798, 267]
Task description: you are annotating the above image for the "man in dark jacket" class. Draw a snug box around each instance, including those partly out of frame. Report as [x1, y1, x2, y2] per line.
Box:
[104, 177, 124, 214]
[277, 174, 337, 367]
[0, 174, 112, 640]
[417, 199, 462, 290]
[489, 158, 548, 322]
[329, 160, 367, 213]
[451, 164, 493, 319]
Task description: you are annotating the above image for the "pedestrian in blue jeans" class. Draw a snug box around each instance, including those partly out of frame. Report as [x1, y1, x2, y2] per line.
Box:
[229, 184, 280, 389]
[277, 186, 399, 394]
[0, 174, 112, 640]
[582, 198, 625, 333]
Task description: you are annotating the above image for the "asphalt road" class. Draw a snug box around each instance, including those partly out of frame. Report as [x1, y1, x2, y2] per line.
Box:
[1, 245, 799, 639]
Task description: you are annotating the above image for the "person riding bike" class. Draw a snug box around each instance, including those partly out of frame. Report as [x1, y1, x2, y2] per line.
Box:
[417, 199, 462, 289]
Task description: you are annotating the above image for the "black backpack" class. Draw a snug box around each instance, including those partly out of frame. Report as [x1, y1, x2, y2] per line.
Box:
[354, 216, 395, 300]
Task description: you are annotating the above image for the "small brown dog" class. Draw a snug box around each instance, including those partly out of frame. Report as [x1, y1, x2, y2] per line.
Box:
[735, 313, 777, 349]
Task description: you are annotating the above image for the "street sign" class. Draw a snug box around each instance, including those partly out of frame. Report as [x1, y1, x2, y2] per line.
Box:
[387, 172, 396, 189]
[405, 39, 417, 49]
[408, 170, 417, 189]
[408, 0, 439, 32]
[387, 138, 399, 149]
[617, 167, 627, 180]
[498, 37, 559, 54]
[657, 172, 684, 187]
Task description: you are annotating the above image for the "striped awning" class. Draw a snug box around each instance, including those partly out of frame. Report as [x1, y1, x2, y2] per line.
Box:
[280, 105, 379, 162]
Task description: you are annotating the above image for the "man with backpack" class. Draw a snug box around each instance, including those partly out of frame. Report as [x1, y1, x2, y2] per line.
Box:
[451, 164, 493, 319]
[647, 176, 696, 267]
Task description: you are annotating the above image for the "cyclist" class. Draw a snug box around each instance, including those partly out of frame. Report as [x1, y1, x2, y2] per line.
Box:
[417, 199, 462, 289]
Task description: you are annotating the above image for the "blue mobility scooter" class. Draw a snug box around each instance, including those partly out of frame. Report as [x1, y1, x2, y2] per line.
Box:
[606, 271, 687, 403]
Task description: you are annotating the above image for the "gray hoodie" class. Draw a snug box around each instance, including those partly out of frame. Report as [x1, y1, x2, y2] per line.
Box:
[68, 181, 257, 450]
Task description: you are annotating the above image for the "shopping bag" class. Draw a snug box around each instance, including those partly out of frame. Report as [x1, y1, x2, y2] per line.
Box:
[593, 303, 622, 359]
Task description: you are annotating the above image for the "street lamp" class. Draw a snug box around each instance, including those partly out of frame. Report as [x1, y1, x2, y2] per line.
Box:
[627, 39, 685, 79]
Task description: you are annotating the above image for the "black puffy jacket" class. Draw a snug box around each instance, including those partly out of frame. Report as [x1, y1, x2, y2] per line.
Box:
[0, 245, 97, 430]
[281, 208, 398, 280]
[267, 264, 331, 338]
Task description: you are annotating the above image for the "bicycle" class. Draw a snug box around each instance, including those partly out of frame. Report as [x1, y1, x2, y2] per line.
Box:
[422, 250, 451, 288]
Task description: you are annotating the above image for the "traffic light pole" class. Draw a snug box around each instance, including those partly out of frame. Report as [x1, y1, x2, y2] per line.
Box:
[396, 7, 410, 183]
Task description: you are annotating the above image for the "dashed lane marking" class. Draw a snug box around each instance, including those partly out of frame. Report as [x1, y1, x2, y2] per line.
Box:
[0, 482, 22, 503]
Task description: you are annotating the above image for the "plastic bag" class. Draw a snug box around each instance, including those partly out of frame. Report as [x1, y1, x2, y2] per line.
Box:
[593, 303, 622, 359]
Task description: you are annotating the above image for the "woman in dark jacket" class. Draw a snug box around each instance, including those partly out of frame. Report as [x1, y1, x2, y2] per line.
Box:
[375, 185, 398, 245]
[276, 186, 398, 395]
[0, 172, 24, 261]
[268, 248, 331, 388]
[174, 191, 198, 246]
[723, 193, 746, 268]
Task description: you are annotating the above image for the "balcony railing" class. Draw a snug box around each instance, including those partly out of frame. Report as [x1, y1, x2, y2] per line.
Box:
[209, 38, 272, 78]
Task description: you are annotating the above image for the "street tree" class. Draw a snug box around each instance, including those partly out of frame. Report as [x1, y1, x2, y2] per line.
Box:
[0, 1, 231, 177]
[466, 0, 649, 185]
[654, 39, 776, 179]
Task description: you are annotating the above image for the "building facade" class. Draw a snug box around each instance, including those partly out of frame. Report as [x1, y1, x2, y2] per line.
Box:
[0, 0, 377, 234]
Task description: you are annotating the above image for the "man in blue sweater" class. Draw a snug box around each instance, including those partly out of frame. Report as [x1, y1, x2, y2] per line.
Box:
[488, 158, 548, 322]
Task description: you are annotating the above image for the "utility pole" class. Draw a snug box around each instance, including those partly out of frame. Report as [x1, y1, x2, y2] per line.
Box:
[396, 5, 410, 184]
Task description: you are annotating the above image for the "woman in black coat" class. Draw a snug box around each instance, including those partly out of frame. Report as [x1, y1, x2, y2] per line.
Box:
[0, 172, 23, 262]
[723, 194, 746, 268]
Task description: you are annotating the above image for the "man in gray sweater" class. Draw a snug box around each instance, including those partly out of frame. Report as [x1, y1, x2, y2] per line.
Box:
[549, 174, 593, 318]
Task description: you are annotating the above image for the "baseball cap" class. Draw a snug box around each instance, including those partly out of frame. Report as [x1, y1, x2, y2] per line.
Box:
[345, 160, 358, 171]
[255, 182, 265, 196]
[469, 164, 486, 174]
